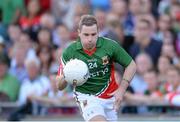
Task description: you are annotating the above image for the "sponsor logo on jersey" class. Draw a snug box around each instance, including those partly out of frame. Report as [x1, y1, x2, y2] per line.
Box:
[89, 67, 109, 78]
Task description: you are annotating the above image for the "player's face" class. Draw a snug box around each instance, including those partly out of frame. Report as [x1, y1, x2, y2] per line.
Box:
[78, 24, 98, 50]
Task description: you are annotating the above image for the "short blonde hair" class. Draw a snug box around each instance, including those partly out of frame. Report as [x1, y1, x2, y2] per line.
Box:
[79, 14, 98, 31]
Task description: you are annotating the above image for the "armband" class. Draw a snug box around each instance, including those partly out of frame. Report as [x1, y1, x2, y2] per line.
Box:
[122, 78, 131, 84]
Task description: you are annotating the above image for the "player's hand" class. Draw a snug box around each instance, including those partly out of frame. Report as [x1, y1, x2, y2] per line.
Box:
[56, 74, 67, 90]
[73, 80, 77, 86]
[108, 88, 124, 112]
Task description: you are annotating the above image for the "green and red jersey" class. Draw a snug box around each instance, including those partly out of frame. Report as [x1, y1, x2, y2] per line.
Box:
[57, 37, 132, 99]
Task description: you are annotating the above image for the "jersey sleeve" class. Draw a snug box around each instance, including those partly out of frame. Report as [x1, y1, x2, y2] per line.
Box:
[111, 41, 132, 67]
[57, 49, 71, 76]
[57, 58, 65, 76]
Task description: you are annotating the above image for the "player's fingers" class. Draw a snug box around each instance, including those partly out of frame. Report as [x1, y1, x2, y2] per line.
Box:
[73, 80, 77, 86]
[56, 75, 62, 81]
[56, 75, 65, 81]
[114, 99, 121, 112]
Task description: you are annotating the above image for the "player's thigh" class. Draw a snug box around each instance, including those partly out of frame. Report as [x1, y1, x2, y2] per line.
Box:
[105, 109, 118, 121]
[80, 101, 106, 121]
[100, 97, 118, 121]
[89, 115, 107, 122]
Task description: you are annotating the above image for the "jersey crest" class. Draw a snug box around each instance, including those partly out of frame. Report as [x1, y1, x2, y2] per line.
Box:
[102, 56, 109, 65]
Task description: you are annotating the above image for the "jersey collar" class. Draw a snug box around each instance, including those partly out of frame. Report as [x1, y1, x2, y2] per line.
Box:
[76, 37, 102, 50]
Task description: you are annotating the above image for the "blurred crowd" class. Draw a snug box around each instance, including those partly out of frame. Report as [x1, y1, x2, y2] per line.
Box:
[0, 0, 180, 118]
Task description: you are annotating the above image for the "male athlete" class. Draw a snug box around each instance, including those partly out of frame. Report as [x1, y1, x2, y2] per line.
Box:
[56, 15, 136, 121]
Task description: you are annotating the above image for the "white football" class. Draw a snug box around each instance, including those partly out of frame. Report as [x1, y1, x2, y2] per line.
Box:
[63, 59, 89, 86]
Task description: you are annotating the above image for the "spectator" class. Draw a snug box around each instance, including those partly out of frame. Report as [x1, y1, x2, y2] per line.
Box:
[54, 24, 71, 48]
[69, 13, 82, 40]
[110, 0, 128, 22]
[141, 0, 152, 15]
[161, 44, 180, 68]
[165, 66, 180, 93]
[8, 56, 50, 121]
[37, 46, 52, 76]
[130, 53, 153, 94]
[129, 0, 142, 16]
[18, 56, 50, 105]
[164, 67, 180, 106]
[143, 70, 162, 97]
[0, 0, 25, 25]
[154, 14, 172, 42]
[19, 0, 42, 30]
[157, 56, 172, 83]
[158, 0, 170, 15]
[36, 28, 52, 48]
[94, 9, 107, 36]
[103, 12, 122, 44]
[170, 2, 180, 37]
[7, 24, 22, 46]
[163, 67, 180, 106]
[143, 70, 165, 113]
[25, 0, 50, 13]
[28, 73, 75, 115]
[16, 32, 36, 59]
[9, 44, 28, 84]
[0, 53, 20, 101]
[129, 18, 162, 64]
[40, 12, 56, 31]
[49, 47, 62, 75]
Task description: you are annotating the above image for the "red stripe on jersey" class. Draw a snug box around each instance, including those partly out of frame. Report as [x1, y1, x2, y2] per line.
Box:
[83, 48, 96, 56]
[57, 60, 64, 76]
[98, 63, 119, 99]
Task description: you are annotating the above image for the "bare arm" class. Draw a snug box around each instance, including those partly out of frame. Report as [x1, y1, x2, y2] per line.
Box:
[28, 94, 75, 106]
[119, 60, 136, 97]
[111, 60, 136, 111]
[124, 92, 165, 105]
[28, 95, 58, 105]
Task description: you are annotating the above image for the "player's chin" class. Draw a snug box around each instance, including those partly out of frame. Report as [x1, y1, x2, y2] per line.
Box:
[88, 44, 95, 49]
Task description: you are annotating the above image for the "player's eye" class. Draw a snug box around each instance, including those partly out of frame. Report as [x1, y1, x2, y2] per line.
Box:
[84, 33, 89, 36]
[91, 33, 96, 36]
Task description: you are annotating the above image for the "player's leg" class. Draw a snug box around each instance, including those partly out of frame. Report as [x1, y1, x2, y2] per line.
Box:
[100, 97, 118, 121]
[80, 100, 107, 121]
[74, 92, 107, 121]
[89, 115, 107, 122]
[105, 109, 118, 121]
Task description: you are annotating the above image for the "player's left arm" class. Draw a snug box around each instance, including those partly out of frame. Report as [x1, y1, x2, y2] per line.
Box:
[117, 59, 136, 98]
[111, 41, 137, 111]
[110, 60, 136, 111]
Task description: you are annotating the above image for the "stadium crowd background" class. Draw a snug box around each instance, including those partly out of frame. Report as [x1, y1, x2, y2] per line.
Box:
[0, 0, 180, 119]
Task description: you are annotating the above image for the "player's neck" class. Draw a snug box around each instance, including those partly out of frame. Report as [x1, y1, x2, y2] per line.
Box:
[83, 47, 97, 56]
[83, 45, 96, 51]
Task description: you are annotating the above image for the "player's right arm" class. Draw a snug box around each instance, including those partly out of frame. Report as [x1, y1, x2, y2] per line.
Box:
[56, 57, 67, 90]
[56, 42, 75, 90]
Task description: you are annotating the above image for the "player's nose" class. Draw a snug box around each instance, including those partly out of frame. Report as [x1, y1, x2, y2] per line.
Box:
[88, 36, 92, 42]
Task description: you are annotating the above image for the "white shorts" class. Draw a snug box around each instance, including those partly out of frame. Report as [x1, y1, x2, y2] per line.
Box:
[73, 92, 118, 121]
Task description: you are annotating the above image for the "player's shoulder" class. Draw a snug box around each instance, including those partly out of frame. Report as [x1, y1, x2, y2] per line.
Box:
[63, 40, 79, 52]
[99, 36, 119, 46]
